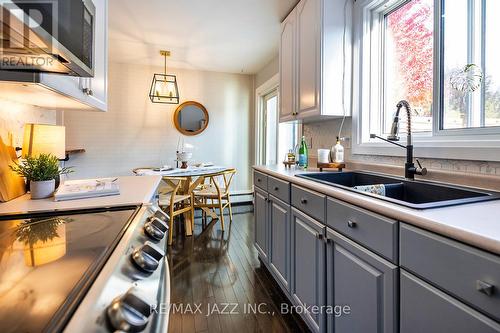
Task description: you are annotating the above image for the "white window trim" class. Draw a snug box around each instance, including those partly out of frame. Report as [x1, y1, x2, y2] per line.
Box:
[255, 74, 279, 165]
[352, 0, 500, 162]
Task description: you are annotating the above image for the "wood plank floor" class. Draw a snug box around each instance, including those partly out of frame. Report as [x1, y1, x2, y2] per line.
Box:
[166, 208, 310, 333]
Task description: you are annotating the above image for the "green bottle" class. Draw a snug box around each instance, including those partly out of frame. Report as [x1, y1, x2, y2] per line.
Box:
[298, 136, 308, 169]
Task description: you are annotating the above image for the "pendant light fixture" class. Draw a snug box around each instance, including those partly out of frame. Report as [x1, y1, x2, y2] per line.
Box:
[149, 50, 180, 104]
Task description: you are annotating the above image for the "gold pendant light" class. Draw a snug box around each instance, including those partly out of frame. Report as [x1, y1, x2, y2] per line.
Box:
[149, 50, 180, 104]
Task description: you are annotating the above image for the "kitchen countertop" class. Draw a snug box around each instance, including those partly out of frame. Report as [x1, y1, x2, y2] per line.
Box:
[0, 175, 162, 215]
[254, 165, 500, 255]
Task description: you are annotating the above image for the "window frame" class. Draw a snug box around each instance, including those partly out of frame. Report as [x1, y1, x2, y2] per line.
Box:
[352, 0, 500, 162]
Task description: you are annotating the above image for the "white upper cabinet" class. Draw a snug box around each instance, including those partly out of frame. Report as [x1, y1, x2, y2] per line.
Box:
[279, 7, 297, 122]
[279, 0, 352, 122]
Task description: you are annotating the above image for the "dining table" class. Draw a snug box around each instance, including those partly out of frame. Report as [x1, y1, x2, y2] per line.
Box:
[133, 166, 233, 236]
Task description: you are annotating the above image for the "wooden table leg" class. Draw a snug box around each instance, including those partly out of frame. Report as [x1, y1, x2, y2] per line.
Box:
[182, 175, 206, 237]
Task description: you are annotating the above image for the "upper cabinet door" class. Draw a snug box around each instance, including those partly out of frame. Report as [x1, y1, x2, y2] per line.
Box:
[279, 8, 296, 122]
[296, 0, 320, 118]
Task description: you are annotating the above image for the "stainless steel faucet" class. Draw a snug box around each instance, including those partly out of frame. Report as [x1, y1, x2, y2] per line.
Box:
[370, 100, 427, 180]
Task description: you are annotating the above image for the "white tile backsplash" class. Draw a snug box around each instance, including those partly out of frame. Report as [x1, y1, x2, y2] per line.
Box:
[303, 118, 500, 176]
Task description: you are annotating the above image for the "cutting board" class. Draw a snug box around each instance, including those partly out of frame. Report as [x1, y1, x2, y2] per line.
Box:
[0, 138, 26, 202]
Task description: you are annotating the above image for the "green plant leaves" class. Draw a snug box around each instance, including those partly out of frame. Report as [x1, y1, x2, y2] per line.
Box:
[9, 153, 74, 181]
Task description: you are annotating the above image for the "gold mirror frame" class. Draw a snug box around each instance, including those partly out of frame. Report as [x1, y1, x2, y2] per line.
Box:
[173, 101, 209, 136]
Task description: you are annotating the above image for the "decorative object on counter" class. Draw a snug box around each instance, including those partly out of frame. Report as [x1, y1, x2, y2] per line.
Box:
[317, 162, 345, 172]
[330, 136, 345, 163]
[54, 177, 120, 201]
[149, 50, 180, 104]
[287, 149, 296, 163]
[298, 136, 308, 169]
[0, 137, 26, 202]
[450, 64, 483, 93]
[173, 101, 209, 136]
[21, 124, 66, 159]
[317, 149, 330, 163]
[10, 153, 73, 199]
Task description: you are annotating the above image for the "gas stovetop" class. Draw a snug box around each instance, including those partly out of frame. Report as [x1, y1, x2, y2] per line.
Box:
[0, 206, 139, 333]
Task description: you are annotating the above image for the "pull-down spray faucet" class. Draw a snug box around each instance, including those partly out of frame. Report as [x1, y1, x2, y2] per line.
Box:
[370, 100, 427, 180]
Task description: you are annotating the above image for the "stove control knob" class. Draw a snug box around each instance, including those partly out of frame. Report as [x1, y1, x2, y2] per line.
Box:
[131, 242, 164, 273]
[107, 289, 151, 332]
[144, 216, 168, 241]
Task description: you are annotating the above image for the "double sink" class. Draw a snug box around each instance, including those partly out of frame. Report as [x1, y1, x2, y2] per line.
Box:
[296, 171, 500, 209]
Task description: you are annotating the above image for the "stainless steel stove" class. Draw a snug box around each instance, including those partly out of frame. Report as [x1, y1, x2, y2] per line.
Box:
[0, 203, 170, 333]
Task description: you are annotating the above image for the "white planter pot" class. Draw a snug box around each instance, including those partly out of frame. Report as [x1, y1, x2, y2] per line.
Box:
[30, 179, 55, 199]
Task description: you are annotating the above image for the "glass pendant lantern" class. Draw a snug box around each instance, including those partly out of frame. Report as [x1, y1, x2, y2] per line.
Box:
[149, 50, 180, 104]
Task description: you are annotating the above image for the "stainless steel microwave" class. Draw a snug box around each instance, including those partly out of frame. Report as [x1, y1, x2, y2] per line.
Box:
[0, 0, 95, 77]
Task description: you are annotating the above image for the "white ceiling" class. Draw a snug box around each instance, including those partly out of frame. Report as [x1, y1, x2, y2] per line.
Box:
[108, 0, 298, 74]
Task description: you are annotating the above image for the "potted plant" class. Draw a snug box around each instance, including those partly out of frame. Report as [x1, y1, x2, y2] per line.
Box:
[10, 153, 73, 199]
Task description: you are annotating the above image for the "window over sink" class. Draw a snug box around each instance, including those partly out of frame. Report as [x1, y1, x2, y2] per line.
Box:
[354, 0, 500, 161]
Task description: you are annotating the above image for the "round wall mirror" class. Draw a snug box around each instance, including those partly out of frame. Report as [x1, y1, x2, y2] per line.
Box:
[173, 101, 209, 136]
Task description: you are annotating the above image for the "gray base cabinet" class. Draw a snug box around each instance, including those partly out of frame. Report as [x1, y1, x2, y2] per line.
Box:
[254, 169, 500, 333]
[269, 196, 291, 291]
[401, 270, 500, 333]
[291, 207, 325, 333]
[326, 229, 398, 333]
[254, 187, 269, 262]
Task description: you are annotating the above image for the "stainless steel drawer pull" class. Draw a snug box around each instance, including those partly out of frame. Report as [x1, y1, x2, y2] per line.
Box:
[300, 198, 308, 204]
[476, 280, 495, 296]
[347, 220, 357, 228]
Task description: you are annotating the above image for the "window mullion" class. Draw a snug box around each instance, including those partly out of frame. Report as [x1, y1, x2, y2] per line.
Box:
[479, 0, 486, 127]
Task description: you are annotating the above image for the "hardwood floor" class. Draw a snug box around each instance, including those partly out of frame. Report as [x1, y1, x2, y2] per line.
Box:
[166, 208, 309, 333]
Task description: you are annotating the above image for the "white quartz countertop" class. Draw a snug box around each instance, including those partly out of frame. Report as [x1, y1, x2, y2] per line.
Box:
[0, 175, 162, 215]
[254, 165, 500, 255]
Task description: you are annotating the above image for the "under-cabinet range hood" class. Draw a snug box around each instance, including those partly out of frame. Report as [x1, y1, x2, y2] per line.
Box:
[0, 0, 95, 77]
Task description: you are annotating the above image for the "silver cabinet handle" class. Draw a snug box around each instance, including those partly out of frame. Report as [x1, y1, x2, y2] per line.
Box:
[347, 220, 357, 228]
[300, 198, 308, 204]
[274, 186, 279, 191]
[476, 280, 495, 296]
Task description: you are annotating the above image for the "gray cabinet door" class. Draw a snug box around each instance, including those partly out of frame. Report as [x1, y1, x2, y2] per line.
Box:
[401, 270, 500, 333]
[269, 196, 291, 291]
[254, 188, 269, 262]
[291, 207, 325, 333]
[326, 229, 398, 333]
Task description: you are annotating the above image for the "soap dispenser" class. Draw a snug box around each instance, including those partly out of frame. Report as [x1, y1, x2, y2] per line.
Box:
[331, 137, 344, 163]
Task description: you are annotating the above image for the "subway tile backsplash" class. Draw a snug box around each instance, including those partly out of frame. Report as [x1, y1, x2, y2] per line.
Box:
[303, 118, 500, 176]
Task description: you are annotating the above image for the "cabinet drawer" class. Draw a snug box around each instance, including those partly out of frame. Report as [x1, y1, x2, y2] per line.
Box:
[326, 198, 398, 263]
[291, 185, 326, 223]
[401, 270, 500, 333]
[268, 176, 290, 204]
[253, 171, 268, 191]
[401, 223, 500, 322]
